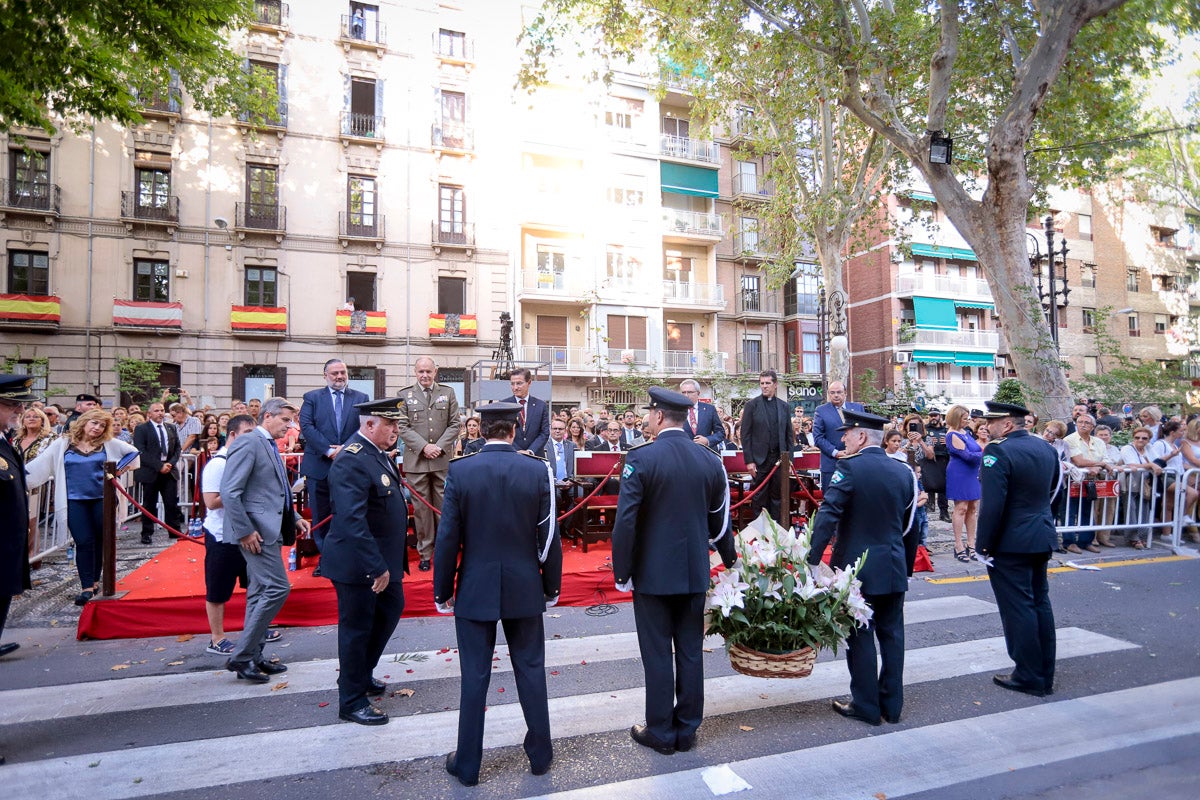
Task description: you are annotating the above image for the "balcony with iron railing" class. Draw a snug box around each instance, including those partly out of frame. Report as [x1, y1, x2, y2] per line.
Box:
[339, 211, 385, 243]
[734, 289, 781, 319]
[434, 36, 475, 65]
[341, 111, 384, 141]
[518, 345, 596, 372]
[236, 201, 286, 234]
[120, 192, 179, 226]
[896, 271, 994, 302]
[516, 269, 589, 301]
[0, 180, 61, 216]
[339, 14, 386, 47]
[606, 348, 651, 366]
[238, 101, 288, 131]
[431, 122, 475, 153]
[662, 281, 725, 308]
[431, 221, 475, 253]
[736, 351, 778, 374]
[732, 172, 770, 202]
[733, 231, 774, 260]
[917, 379, 999, 401]
[659, 134, 719, 164]
[906, 328, 999, 349]
[662, 350, 727, 374]
[251, 0, 288, 30]
[141, 89, 182, 118]
[661, 208, 722, 240]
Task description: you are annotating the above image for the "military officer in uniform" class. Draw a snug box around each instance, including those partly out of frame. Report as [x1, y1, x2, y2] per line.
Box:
[808, 408, 917, 726]
[1, 376, 41, 662]
[396, 357, 461, 572]
[434, 402, 562, 786]
[977, 400, 1060, 697]
[323, 399, 411, 726]
[613, 387, 737, 755]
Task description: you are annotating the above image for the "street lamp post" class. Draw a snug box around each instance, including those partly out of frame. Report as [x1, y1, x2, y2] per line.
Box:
[817, 285, 827, 393]
[1027, 216, 1071, 348]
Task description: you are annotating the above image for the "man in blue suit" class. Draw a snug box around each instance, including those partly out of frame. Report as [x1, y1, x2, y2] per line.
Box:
[977, 400, 1060, 698]
[809, 408, 917, 726]
[679, 379, 725, 449]
[613, 387, 738, 755]
[812, 380, 864, 492]
[505, 368, 550, 455]
[435, 402, 562, 786]
[299, 359, 369, 551]
[323, 399, 411, 726]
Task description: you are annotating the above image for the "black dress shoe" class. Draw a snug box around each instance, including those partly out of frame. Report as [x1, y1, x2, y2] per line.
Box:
[255, 660, 288, 675]
[881, 711, 900, 724]
[312, 565, 323, 578]
[366, 677, 387, 696]
[992, 673, 1047, 697]
[530, 756, 552, 776]
[73, 590, 93, 606]
[140, 535, 153, 545]
[419, 559, 431, 572]
[675, 733, 696, 752]
[226, 660, 269, 683]
[340, 705, 389, 726]
[0, 642, 19, 658]
[445, 752, 478, 786]
[831, 698, 882, 726]
[630, 724, 675, 755]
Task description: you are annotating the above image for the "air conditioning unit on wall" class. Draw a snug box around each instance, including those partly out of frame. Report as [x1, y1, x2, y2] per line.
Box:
[895, 351, 911, 364]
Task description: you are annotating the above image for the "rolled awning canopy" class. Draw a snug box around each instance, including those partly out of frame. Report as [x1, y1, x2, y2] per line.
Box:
[912, 350, 955, 363]
[910, 243, 977, 262]
[912, 296, 958, 330]
[954, 299, 994, 310]
[954, 351, 996, 368]
[660, 162, 719, 198]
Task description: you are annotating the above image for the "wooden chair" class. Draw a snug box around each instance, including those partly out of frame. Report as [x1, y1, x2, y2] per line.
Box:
[572, 450, 623, 552]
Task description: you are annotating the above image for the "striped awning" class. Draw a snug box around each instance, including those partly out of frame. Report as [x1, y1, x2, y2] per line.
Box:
[912, 350, 956, 364]
[113, 299, 182, 328]
[910, 243, 977, 262]
[954, 299, 994, 311]
[429, 313, 478, 338]
[0, 294, 61, 322]
[231, 305, 287, 331]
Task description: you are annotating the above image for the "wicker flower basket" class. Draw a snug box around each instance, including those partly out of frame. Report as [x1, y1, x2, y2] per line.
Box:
[727, 642, 817, 679]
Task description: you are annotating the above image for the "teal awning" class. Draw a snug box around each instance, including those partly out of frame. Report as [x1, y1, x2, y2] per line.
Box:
[660, 162, 718, 198]
[913, 296, 958, 331]
[955, 351, 996, 368]
[913, 350, 955, 364]
[911, 243, 977, 262]
[954, 299, 994, 311]
[905, 190, 937, 203]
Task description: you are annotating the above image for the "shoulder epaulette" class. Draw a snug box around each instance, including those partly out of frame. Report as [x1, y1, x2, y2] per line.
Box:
[343, 443, 364, 454]
[837, 451, 862, 459]
[450, 451, 478, 463]
[521, 451, 548, 462]
[991, 436, 1008, 445]
[628, 439, 653, 451]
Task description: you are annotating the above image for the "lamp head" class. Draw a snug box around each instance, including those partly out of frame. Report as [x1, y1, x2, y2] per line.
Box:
[214, 217, 229, 230]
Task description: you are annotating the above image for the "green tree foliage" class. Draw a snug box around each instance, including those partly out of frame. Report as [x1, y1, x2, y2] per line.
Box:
[993, 378, 1029, 407]
[115, 357, 163, 405]
[0, 0, 278, 134]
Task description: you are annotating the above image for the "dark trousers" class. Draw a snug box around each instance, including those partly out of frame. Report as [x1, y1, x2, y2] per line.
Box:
[750, 454, 784, 525]
[845, 591, 905, 722]
[139, 472, 183, 537]
[0, 593, 10, 641]
[632, 592, 706, 747]
[1062, 495, 1096, 547]
[67, 498, 104, 589]
[453, 614, 551, 783]
[332, 579, 405, 713]
[310, 477, 331, 551]
[927, 490, 950, 518]
[987, 552, 1056, 692]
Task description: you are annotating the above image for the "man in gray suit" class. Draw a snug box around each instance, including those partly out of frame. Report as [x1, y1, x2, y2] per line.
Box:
[220, 397, 310, 683]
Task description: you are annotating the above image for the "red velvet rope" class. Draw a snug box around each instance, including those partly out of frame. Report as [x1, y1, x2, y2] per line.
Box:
[555, 460, 622, 523]
[728, 461, 781, 510]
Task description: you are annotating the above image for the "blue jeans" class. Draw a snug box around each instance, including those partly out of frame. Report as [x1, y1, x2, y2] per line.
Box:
[1061, 494, 1095, 548]
[67, 498, 105, 589]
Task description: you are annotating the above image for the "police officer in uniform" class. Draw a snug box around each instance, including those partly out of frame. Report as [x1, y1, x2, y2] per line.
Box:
[977, 400, 1059, 697]
[808, 408, 917, 726]
[1, 376, 41, 663]
[322, 399, 411, 726]
[613, 387, 737, 755]
[434, 402, 562, 786]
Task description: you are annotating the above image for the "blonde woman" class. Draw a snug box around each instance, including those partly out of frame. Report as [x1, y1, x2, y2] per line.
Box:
[26, 410, 139, 605]
[945, 405, 982, 561]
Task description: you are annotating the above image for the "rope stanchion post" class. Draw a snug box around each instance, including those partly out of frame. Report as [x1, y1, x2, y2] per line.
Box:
[779, 451, 790, 528]
[102, 461, 117, 597]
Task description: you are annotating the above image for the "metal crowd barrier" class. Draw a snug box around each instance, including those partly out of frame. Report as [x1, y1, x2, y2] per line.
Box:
[1056, 467, 1188, 553]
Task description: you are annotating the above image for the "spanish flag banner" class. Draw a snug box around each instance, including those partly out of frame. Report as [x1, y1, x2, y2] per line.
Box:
[336, 310, 387, 335]
[0, 294, 61, 322]
[231, 305, 287, 331]
[429, 313, 477, 337]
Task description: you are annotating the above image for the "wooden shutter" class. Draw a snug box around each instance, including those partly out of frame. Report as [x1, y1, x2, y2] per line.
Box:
[537, 315, 568, 346]
[374, 368, 386, 399]
[232, 366, 247, 402]
[273, 366, 287, 398]
[628, 317, 647, 350]
[607, 314, 627, 349]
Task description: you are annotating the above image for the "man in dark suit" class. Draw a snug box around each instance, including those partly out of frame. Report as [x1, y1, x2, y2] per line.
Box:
[546, 418, 578, 539]
[618, 409, 646, 448]
[613, 387, 738, 755]
[505, 368, 550, 456]
[808, 409, 917, 726]
[220, 397, 310, 683]
[435, 402, 562, 786]
[396, 357, 460, 572]
[976, 400, 1060, 698]
[812, 380, 864, 492]
[588, 421, 628, 452]
[299, 359, 369, 552]
[679, 379, 725, 449]
[323, 399, 411, 726]
[0, 376, 40, 665]
[739, 370, 794, 525]
[133, 401, 184, 544]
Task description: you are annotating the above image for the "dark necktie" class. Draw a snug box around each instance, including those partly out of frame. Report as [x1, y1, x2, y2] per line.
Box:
[333, 390, 344, 430]
[158, 424, 167, 455]
[519, 398, 527, 429]
[689, 406, 698, 432]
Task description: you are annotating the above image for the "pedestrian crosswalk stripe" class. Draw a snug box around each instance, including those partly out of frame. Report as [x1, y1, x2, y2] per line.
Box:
[1, 627, 1134, 799]
[2, 595, 998, 724]
[520, 676, 1200, 800]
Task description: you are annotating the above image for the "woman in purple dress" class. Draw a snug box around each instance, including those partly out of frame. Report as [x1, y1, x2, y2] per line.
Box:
[945, 405, 982, 562]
